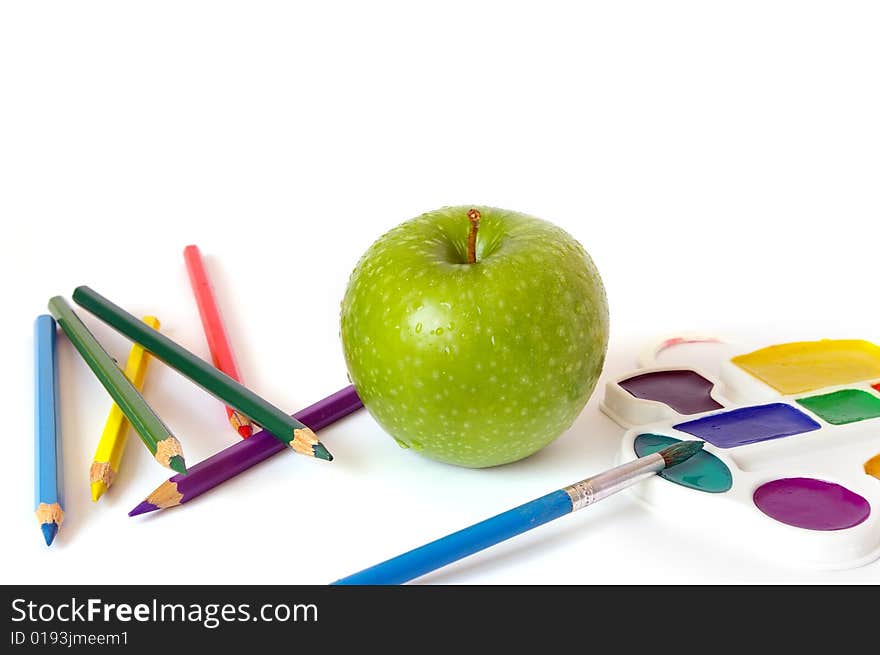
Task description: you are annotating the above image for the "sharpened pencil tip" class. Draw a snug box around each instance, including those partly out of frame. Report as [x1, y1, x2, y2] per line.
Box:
[289, 427, 333, 460]
[41, 522, 59, 546]
[168, 455, 187, 475]
[90, 481, 108, 502]
[313, 443, 333, 462]
[129, 501, 159, 517]
[229, 411, 253, 438]
[660, 440, 705, 469]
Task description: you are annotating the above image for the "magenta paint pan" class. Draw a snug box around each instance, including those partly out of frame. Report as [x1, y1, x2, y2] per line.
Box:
[753, 478, 870, 531]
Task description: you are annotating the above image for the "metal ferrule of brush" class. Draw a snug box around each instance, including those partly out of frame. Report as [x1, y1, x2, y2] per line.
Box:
[563, 452, 666, 511]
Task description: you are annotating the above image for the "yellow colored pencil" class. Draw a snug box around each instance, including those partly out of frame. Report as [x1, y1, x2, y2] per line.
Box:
[90, 316, 160, 501]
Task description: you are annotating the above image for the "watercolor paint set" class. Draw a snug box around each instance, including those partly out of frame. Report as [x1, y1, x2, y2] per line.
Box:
[602, 338, 880, 569]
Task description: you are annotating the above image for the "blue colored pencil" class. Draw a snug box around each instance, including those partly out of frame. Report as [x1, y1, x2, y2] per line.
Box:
[34, 315, 64, 547]
[332, 440, 704, 584]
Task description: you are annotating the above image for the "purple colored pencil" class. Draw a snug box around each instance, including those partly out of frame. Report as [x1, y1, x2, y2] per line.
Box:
[130, 385, 362, 516]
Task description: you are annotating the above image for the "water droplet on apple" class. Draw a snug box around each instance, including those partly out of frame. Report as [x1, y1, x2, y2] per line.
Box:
[393, 437, 411, 449]
[415, 322, 423, 333]
[435, 327, 444, 335]
[447, 322, 455, 330]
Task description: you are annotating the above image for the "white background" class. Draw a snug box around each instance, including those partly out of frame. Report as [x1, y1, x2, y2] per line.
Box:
[1, 1, 878, 584]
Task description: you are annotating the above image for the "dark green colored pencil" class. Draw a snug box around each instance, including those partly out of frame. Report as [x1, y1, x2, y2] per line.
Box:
[47, 297, 187, 474]
[72, 286, 333, 461]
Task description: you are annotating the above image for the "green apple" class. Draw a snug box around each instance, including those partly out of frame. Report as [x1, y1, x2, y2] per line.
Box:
[340, 206, 609, 468]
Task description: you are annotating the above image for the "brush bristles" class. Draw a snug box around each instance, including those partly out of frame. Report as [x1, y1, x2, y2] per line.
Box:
[659, 440, 705, 468]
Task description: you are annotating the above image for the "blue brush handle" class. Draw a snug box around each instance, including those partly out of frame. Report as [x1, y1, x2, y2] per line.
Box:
[333, 489, 573, 585]
[34, 315, 61, 510]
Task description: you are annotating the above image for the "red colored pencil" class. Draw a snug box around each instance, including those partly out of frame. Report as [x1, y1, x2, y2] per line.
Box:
[183, 245, 253, 438]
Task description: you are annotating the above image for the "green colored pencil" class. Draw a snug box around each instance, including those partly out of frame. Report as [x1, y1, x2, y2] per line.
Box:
[72, 286, 333, 461]
[48, 297, 187, 475]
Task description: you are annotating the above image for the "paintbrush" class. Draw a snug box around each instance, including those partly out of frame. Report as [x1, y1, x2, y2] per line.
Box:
[333, 440, 705, 585]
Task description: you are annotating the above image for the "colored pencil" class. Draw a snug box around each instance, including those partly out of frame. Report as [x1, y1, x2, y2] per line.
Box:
[90, 316, 160, 502]
[129, 385, 362, 515]
[332, 440, 705, 585]
[73, 286, 333, 462]
[34, 315, 64, 546]
[48, 297, 187, 475]
[184, 245, 253, 439]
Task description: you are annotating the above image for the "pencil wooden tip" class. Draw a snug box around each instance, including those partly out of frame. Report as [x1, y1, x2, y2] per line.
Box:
[90, 461, 115, 487]
[289, 427, 333, 460]
[230, 411, 253, 439]
[35, 502, 64, 528]
[155, 436, 185, 472]
[133, 480, 184, 515]
[90, 481, 108, 502]
[129, 501, 159, 517]
[41, 522, 59, 546]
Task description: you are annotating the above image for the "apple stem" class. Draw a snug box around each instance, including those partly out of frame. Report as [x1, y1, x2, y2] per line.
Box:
[466, 208, 481, 264]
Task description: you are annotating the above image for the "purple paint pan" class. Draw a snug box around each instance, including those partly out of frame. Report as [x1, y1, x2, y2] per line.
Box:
[618, 369, 723, 415]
